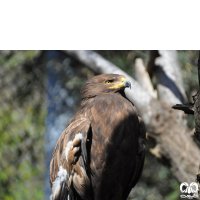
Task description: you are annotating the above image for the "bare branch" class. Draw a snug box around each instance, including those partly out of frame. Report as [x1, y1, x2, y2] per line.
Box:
[134, 58, 157, 99]
[155, 50, 187, 105]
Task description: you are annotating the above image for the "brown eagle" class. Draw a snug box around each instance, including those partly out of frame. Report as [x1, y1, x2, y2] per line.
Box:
[50, 74, 146, 200]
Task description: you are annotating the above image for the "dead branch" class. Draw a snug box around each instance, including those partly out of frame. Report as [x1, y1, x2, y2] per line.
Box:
[134, 58, 157, 99]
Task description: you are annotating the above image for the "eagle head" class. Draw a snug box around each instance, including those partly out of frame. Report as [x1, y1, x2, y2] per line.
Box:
[81, 74, 131, 100]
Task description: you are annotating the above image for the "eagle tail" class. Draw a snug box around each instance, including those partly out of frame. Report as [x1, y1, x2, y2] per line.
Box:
[50, 166, 71, 200]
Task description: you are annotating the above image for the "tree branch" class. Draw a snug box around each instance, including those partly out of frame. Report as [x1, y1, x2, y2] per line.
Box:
[148, 50, 187, 104]
[134, 58, 157, 99]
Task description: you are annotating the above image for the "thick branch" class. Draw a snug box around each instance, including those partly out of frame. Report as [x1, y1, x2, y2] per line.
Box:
[148, 100, 200, 183]
[148, 50, 187, 104]
[134, 58, 157, 99]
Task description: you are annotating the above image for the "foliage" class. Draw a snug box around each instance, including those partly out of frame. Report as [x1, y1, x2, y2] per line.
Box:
[0, 51, 46, 200]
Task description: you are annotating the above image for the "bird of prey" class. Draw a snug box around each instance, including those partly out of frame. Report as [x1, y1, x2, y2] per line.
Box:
[50, 74, 146, 200]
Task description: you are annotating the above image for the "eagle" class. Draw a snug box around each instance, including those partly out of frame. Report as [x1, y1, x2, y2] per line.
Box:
[50, 74, 146, 200]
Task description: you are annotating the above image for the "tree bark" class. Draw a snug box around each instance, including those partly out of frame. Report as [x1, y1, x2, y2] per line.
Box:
[61, 50, 200, 184]
[192, 51, 200, 192]
[194, 51, 200, 141]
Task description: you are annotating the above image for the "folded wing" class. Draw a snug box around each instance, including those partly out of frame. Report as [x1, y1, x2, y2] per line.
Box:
[50, 117, 91, 200]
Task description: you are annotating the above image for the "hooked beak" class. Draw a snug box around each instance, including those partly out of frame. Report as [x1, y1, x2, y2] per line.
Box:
[110, 77, 131, 90]
[125, 80, 131, 90]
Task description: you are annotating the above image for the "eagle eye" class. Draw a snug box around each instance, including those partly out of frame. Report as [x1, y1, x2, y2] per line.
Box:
[105, 80, 113, 84]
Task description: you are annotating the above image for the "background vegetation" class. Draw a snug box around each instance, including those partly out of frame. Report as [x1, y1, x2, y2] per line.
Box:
[0, 50, 198, 200]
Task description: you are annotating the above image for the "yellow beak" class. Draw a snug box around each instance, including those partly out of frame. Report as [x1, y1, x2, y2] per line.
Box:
[110, 77, 131, 89]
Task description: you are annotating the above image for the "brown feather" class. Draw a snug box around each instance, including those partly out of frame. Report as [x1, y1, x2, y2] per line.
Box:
[50, 74, 146, 200]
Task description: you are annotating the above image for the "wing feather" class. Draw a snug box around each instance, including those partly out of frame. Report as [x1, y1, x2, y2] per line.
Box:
[50, 117, 91, 200]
